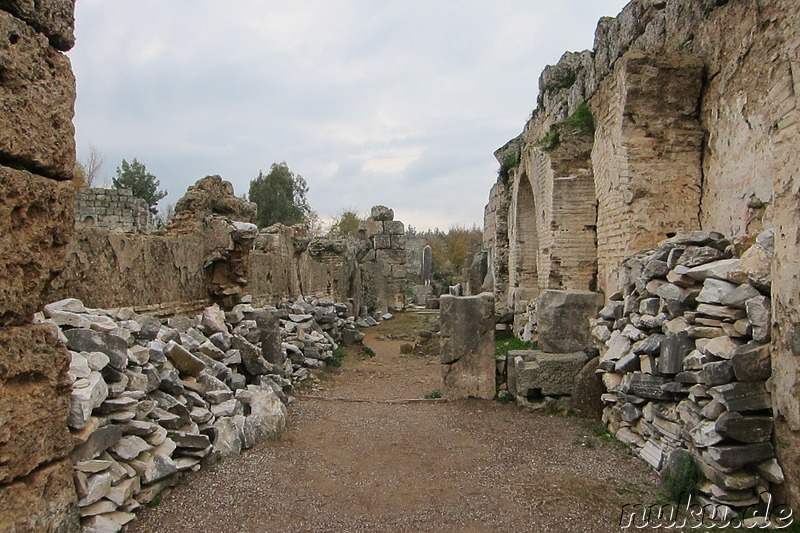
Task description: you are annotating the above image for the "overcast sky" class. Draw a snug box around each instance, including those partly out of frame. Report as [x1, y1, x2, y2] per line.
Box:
[68, 0, 629, 230]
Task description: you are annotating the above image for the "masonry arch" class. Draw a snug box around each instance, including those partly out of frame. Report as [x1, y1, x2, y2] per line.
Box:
[508, 169, 540, 310]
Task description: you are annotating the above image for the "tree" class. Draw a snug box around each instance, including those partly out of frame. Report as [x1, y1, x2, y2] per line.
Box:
[112, 158, 167, 213]
[328, 209, 362, 238]
[74, 144, 106, 189]
[248, 162, 310, 228]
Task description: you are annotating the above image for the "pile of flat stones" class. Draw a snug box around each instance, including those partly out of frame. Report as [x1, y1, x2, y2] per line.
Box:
[594, 229, 782, 513]
[37, 295, 364, 533]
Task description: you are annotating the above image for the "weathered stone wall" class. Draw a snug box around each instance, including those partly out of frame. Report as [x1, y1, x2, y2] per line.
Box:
[482, 171, 510, 321]
[0, 1, 80, 531]
[596, 231, 781, 512]
[74, 188, 153, 234]
[591, 51, 705, 296]
[484, 0, 800, 505]
[357, 205, 408, 313]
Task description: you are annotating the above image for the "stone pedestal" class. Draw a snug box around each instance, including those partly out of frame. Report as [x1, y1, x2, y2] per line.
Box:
[439, 293, 495, 399]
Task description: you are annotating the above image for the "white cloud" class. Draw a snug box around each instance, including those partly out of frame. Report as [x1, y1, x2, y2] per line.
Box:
[69, 0, 630, 229]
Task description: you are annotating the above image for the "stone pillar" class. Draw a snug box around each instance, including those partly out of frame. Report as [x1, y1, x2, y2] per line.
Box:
[0, 2, 80, 532]
[439, 293, 495, 399]
[421, 244, 432, 285]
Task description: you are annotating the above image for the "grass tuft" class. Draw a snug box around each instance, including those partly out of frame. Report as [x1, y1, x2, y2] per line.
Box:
[329, 347, 346, 367]
[424, 389, 443, 399]
[495, 330, 533, 357]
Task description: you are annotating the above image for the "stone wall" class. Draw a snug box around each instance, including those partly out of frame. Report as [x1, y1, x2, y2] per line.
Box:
[484, 0, 800, 506]
[357, 205, 408, 313]
[0, 1, 80, 531]
[596, 231, 781, 513]
[591, 51, 704, 296]
[74, 188, 153, 234]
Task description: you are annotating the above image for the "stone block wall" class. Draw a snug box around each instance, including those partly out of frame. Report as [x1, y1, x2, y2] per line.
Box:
[357, 205, 408, 313]
[0, 1, 80, 531]
[74, 188, 153, 234]
[591, 51, 705, 297]
[483, 0, 800, 506]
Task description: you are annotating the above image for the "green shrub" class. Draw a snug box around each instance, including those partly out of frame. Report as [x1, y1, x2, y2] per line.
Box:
[564, 102, 595, 136]
[424, 389, 443, 399]
[363, 346, 376, 358]
[495, 330, 532, 357]
[497, 390, 516, 404]
[329, 347, 346, 367]
[539, 128, 560, 151]
[660, 454, 703, 503]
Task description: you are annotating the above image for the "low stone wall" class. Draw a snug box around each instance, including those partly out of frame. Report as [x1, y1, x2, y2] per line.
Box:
[41, 295, 365, 532]
[595, 230, 782, 512]
[75, 188, 153, 234]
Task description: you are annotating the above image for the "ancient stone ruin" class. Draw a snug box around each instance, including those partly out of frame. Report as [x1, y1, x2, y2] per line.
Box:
[75, 188, 154, 234]
[481, 0, 800, 514]
[596, 230, 779, 509]
[2, 0, 800, 530]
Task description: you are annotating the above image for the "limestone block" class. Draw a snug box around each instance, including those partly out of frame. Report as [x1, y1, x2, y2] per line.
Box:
[363, 220, 383, 238]
[383, 220, 404, 235]
[439, 293, 495, 399]
[373, 234, 391, 249]
[243, 384, 287, 440]
[513, 350, 588, 397]
[0, 167, 74, 326]
[376, 249, 406, 265]
[62, 328, 128, 370]
[0, 459, 79, 533]
[536, 290, 603, 354]
[370, 205, 394, 221]
[572, 356, 605, 418]
[390, 234, 406, 250]
[0, 0, 76, 51]
[0, 12, 76, 179]
[0, 324, 72, 484]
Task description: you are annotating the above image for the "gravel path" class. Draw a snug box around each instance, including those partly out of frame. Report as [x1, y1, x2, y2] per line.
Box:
[128, 311, 663, 532]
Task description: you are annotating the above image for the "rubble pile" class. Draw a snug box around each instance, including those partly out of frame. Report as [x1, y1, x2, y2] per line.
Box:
[595, 230, 781, 512]
[38, 295, 364, 532]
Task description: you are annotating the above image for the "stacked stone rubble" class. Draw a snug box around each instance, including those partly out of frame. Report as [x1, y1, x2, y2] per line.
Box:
[596, 230, 782, 511]
[39, 295, 363, 532]
[75, 188, 154, 234]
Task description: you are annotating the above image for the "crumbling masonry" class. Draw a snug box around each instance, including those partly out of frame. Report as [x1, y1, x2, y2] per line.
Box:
[483, 0, 800, 509]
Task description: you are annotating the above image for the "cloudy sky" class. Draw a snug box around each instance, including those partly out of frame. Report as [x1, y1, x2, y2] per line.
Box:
[68, 0, 629, 230]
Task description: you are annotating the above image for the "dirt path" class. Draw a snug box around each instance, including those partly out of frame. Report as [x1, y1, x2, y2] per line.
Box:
[128, 310, 663, 533]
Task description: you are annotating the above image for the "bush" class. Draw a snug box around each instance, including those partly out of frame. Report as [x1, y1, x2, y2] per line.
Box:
[329, 347, 346, 368]
[564, 102, 595, 136]
[424, 389, 442, 399]
[660, 454, 703, 503]
[539, 128, 560, 152]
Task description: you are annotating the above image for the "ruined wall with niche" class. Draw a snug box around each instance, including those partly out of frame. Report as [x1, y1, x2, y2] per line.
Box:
[484, 0, 800, 507]
[0, 1, 81, 531]
[74, 187, 153, 234]
[49, 180, 404, 319]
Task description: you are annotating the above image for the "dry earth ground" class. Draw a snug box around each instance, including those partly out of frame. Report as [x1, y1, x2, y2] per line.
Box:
[129, 310, 665, 533]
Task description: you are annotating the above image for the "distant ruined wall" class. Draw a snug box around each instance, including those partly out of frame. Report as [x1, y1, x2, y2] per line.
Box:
[0, 1, 81, 532]
[485, 0, 800, 506]
[74, 187, 154, 234]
